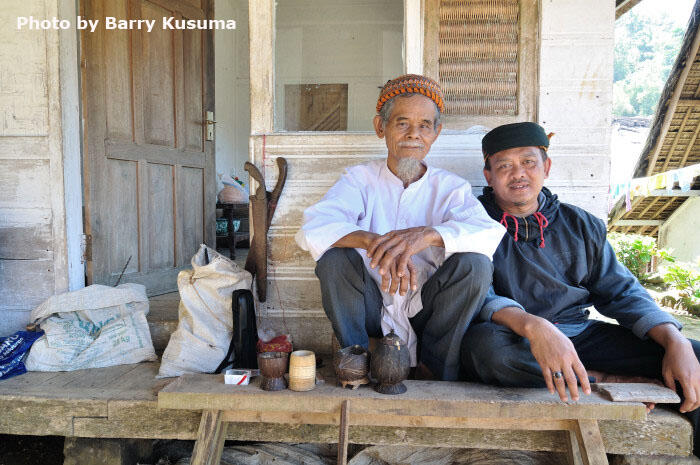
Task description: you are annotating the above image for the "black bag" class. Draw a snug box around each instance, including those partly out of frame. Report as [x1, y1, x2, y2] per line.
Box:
[215, 289, 258, 373]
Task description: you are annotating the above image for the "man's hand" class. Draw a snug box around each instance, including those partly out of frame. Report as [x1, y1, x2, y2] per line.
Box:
[367, 227, 443, 276]
[648, 323, 700, 413]
[331, 229, 425, 296]
[379, 257, 418, 296]
[366, 227, 444, 295]
[492, 307, 591, 402]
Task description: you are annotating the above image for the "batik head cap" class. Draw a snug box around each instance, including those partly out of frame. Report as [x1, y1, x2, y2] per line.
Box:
[482, 122, 555, 160]
[376, 74, 446, 114]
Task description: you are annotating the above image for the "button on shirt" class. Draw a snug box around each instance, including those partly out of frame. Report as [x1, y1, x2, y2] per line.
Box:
[295, 159, 505, 364]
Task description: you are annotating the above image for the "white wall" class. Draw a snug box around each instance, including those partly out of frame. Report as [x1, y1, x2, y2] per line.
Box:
[538, 0, 614, 220]
[274, 0, 403, 132]
[0, 0, 70, 335]
[215, 0, 250, 182]
[659, 198, 700, 264]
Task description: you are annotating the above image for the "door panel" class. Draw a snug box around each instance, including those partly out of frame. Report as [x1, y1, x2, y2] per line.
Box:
[83, 0, 214, 295]
[142, 1, 175, 146]
[106, 159, 139, 277]
[184, 29, 204, 151]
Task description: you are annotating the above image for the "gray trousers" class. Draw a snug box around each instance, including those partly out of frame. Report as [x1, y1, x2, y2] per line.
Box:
[315, 247, 492, 381]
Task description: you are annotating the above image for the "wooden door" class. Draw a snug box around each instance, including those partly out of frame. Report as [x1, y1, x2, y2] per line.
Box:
[82, 0, 215, 295]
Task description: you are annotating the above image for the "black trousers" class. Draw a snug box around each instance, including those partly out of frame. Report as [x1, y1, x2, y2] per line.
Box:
[461, 319, 700, 456]
[316, 247, 492, 380]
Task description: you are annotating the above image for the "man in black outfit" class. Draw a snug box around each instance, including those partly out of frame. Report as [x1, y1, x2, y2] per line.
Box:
[460, 122, 700, 456]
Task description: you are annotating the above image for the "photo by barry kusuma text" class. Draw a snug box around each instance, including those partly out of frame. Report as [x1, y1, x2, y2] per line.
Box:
[16, 16, 236, 32]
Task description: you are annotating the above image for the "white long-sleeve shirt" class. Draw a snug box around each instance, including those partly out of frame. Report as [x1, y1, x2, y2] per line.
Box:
[295, 159, 505, 364]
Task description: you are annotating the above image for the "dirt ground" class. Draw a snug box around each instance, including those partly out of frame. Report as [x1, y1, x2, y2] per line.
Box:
[0, 435, 64, 465]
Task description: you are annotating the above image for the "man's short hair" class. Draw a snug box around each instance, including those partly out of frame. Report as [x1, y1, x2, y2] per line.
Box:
[484, 147, 548, 171]
[379, 93, 442, 131]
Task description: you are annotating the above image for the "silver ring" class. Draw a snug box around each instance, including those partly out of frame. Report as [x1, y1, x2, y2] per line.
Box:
[553, 371, 564, 380]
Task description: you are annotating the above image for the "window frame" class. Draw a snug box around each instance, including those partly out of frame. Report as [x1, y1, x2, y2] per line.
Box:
[248, 0, 423, 135]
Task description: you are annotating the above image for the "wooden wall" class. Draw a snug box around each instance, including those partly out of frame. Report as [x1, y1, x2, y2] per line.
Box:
[539, 0, 614, 220]
[251, 0, 615, 353]
[0, 0, 69, 336]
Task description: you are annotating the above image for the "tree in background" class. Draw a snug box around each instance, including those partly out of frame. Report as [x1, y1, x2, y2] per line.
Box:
[614, 10, 684, 117]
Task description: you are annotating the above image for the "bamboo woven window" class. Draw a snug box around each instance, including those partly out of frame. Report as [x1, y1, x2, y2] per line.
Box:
[439, 0, 520, 116]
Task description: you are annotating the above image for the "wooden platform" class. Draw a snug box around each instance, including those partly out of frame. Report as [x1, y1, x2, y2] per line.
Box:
[0, 362, 693, 459]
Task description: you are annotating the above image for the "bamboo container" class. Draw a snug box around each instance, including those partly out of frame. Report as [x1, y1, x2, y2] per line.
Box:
[288, 350, 316, 391]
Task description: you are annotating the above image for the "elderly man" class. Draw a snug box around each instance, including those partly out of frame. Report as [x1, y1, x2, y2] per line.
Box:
[296, 75, 505, 380]
[460, 122, 700, 454]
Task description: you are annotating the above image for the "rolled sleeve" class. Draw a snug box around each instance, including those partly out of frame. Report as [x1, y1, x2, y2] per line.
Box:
[295, 168, 366, 262]
[295, 223, 361, 262]
[480, 287, 524, 322]
[432, 182, 505, 259]
[631, 312, 682, 339]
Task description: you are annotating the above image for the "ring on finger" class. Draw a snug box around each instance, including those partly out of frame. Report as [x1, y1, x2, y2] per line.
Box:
[552, 371, 564, 380]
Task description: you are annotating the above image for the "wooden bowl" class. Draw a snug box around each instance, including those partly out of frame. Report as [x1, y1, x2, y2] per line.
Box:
[257, 351, 288, 391]
[335, 345, 370, 390]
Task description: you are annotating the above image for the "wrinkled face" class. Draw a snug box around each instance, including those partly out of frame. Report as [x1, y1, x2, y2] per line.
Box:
[373, 94, 442, 172]
[484, 146, 552, 214]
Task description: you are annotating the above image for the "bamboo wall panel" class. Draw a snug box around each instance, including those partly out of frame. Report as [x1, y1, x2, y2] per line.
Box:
[439, 0, 519, 116]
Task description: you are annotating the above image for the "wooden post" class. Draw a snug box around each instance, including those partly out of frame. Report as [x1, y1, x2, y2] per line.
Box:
[564, 427, 584, 465]
[337, 400, 350, 465]
[190, 410, 227, 465]
[572, 419, 609, 465]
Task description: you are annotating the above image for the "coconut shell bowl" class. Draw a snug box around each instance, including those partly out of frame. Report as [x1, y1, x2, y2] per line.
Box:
[335, 345, 370, 389]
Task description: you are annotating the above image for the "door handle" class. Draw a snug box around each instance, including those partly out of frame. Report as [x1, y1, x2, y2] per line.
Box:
[205, 111, 215, 141]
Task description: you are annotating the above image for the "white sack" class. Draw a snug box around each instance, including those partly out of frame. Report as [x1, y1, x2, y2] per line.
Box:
[25, 283, 157, 371]
[157, 244, 252, 378]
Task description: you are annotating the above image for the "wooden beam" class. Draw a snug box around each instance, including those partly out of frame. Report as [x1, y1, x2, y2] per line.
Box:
[248, 0, 274, 134]
[338, 401, 350, 465]
[613, 220, 664, 226]
[616, 0, 644, 19]
[158, 374, 646, 421]
[190, 410, 227, 465]
[660, 107, 692, 173]
[646, 189, 700, 197]
[572, 420, 609, 465]
[679, 121, 700, 167]
[676, 99, 700, 107]
[646, 26, 700, 176]
[609, 197, 643, 229]
[651, 198, 679, 220]
[422, 0, 440, 81]
[404, 0, 423, 75]
[636, 197, 661, 218]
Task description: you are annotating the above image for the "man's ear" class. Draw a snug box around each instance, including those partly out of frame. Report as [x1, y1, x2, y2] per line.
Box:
[373, 115, 385, 138]
[543, 157, 552, 179]
[483, 168, 493, 186]
[434, 123, 443, 138]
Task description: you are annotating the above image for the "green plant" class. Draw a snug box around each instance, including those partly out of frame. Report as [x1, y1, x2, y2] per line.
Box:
[663, 264, 700, 296]
[661, 262, 700, 316]
[608, 233, 674, 281]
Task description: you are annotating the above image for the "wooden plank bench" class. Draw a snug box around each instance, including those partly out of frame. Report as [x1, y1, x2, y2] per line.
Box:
[0, 362, 693, 464]
[158, 371, 685, 465]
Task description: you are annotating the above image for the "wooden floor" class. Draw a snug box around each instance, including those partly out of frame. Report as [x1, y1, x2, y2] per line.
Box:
[0, 361, 693, 457]
[0, 247, 692, 457]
